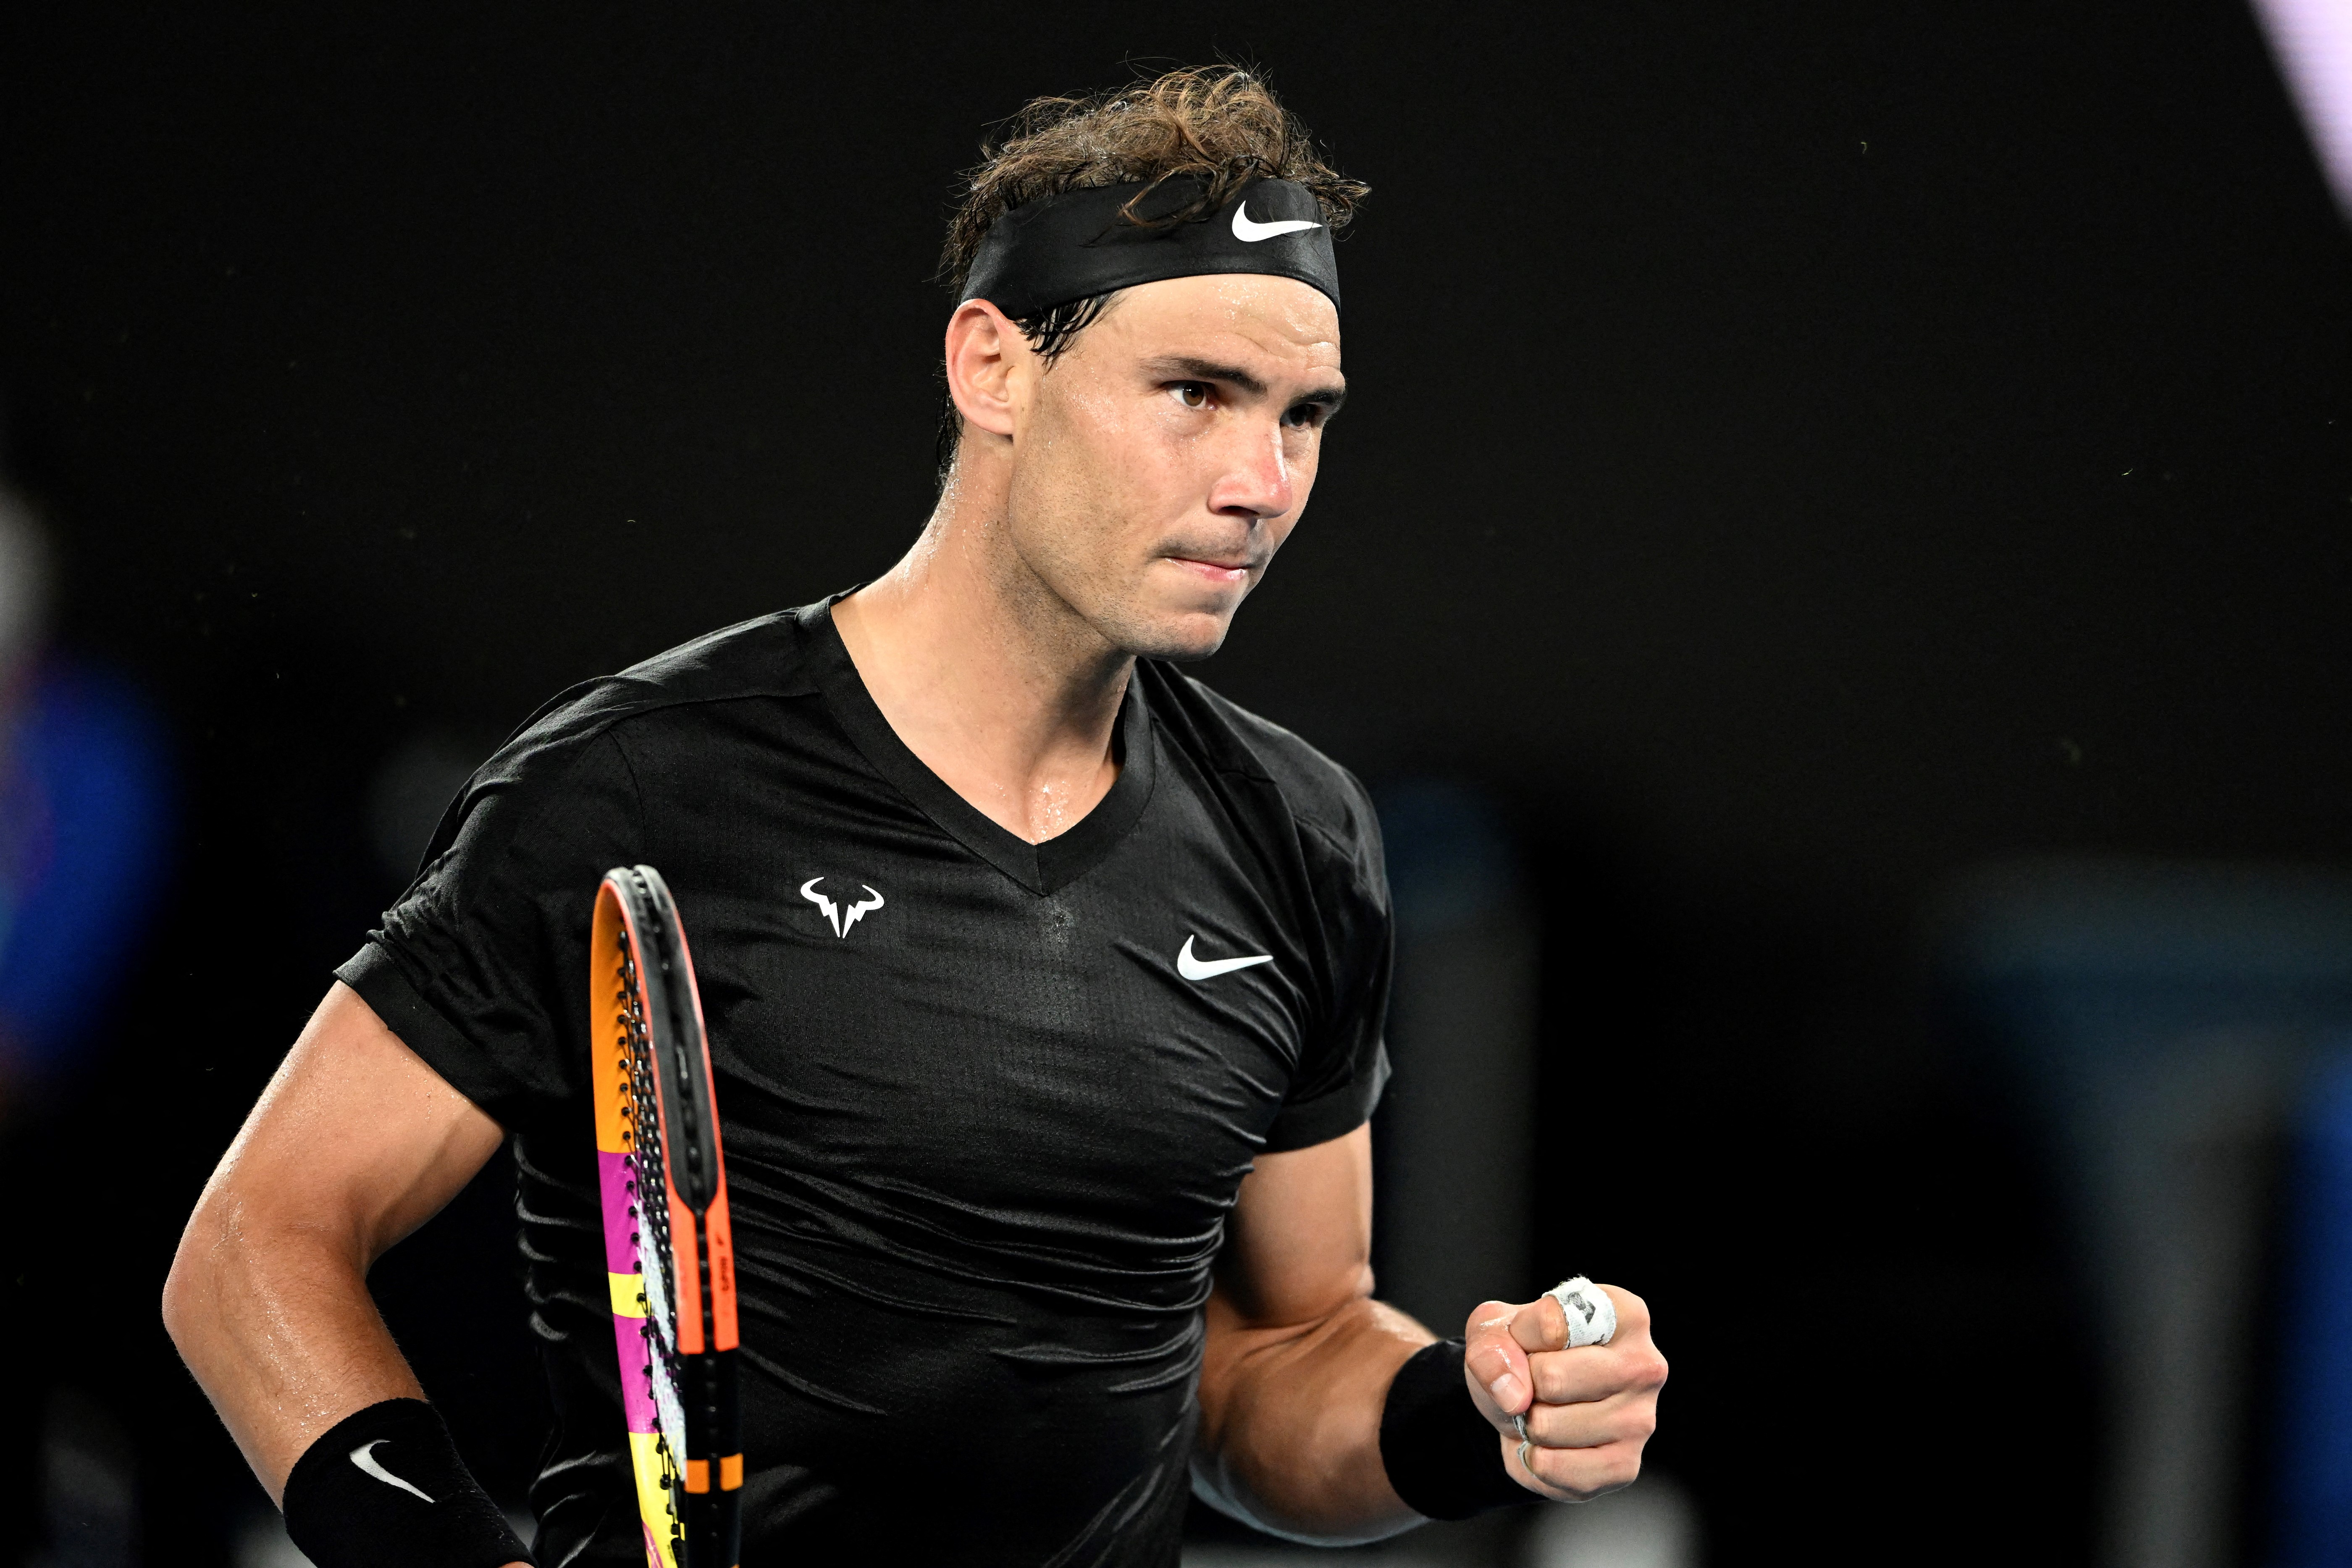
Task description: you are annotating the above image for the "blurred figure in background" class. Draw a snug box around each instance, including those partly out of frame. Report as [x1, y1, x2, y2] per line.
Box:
[0, 478, 171, 1566]
[0, 482, 169, 1109]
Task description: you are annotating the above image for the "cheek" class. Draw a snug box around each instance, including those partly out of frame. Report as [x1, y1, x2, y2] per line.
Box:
[1005, 410, 1147, 583]
[1046, 400, 1202, 527]
[1015, 391, 1118, 510]
[1033, 383, 1162, 489]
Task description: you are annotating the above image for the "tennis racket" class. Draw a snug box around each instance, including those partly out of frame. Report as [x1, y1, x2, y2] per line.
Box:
[591, 864, 741, 1568]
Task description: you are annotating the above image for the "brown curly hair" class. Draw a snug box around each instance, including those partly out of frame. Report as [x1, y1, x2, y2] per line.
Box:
[932, 66, 1368, 478]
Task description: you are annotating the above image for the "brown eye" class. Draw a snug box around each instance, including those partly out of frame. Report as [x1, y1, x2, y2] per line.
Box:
[1170, 382, 1211, 410]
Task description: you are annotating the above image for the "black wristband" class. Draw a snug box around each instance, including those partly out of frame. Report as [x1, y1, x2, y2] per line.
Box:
[1378, 1339, 1534, 1521]
[283, 1399, 534, 1568]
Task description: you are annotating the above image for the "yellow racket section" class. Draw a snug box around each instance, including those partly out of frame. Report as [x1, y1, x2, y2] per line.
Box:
[629, 1432, 682, 1568]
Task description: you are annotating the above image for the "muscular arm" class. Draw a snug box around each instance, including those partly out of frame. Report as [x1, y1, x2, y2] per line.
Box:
[1194, 1125, 1669, 1541]
[1193, 1124, 1433, 1543]
[161, 981, 506, 1504]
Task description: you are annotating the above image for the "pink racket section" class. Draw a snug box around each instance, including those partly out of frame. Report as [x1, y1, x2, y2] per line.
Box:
[601, 1148, 661, 1436]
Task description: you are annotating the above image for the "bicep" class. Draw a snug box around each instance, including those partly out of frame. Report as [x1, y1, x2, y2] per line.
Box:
[1217, 1122, 1375, 1327]
[193, 981, 504, 1263]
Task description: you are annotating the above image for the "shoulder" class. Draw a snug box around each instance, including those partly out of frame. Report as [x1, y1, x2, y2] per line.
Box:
[509, 607, 822, 751]
[419, 606, 826, 866]
[483, 606, 826, 779]
[1136, 662, 1381, 871]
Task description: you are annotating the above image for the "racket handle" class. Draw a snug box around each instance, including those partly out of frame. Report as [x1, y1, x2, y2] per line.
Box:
[681, 1478, 740, 1568]
[680, 1348, 741, 1568]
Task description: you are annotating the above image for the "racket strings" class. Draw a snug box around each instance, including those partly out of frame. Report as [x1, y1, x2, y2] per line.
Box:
[617, 929, 687, 1532]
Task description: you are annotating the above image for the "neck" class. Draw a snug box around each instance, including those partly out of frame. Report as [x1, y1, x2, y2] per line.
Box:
[833, 453, 1131, 845]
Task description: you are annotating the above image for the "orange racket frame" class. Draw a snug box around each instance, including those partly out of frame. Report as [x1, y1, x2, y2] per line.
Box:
[591, 865, 740, 1568]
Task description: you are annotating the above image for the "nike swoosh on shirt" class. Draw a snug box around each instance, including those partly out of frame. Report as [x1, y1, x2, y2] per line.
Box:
[350, 1440, 435, 1504]
[1231, 202, 1321, 243]
[1178, 935, 1275, 981]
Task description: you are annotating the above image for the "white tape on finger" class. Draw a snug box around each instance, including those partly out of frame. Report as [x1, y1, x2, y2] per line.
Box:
[1546, 1276, 1617, 1347]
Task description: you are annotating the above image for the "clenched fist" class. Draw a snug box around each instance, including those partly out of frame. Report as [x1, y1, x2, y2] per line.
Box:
[1462, 1284, 1667, 1502]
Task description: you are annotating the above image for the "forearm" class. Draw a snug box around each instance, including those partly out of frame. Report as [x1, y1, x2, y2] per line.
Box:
[163, 1197, 425, 1502]
[1194, 1290, 1435, 1543]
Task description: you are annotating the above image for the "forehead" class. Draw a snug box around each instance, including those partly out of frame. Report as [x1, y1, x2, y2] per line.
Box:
[1085, 273, 1342, 374]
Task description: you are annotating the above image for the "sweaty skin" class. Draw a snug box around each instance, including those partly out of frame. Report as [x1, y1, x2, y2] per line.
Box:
[163, 270, 1664, 1550]
[161, 982, 526, 1568]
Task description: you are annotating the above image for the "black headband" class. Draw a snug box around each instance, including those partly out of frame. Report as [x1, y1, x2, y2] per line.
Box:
[959, 177, 1341, 321]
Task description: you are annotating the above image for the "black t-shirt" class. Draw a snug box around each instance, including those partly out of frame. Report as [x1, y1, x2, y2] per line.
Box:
[336, 599, 1393, 1568]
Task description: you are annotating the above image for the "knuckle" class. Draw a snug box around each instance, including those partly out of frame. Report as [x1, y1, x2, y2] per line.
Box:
[1543, 1461, 1620, 1504]
[1458, 1316, 1515, 1354]
[1591, 1457, 1642, 1495]
[1464, 1302, 1515, 1342]
[1561, 1450, 1641, 1499]
[1538, 1293, 1571, 1348]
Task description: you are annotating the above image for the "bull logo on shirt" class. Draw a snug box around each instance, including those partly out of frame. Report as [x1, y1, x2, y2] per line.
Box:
[799, 876, 885, 939]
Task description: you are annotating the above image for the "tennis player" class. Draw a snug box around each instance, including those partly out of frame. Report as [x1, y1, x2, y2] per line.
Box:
[164, 67, 1666, 1567]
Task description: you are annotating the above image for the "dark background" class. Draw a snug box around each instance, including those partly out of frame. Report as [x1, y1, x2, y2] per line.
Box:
[3, 2, 2347, 1562]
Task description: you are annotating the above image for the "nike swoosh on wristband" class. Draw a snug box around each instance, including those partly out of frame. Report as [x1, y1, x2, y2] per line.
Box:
[1231, 202, 1321, 243]
[350, 1440, 435, 1503]
[1177, 935, 1274, 981]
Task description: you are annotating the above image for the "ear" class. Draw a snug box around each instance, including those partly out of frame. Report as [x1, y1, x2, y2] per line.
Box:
[943, 299, 1024, 441]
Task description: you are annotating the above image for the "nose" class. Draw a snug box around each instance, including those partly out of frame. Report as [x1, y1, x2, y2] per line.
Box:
[1204, 418, 1296, 523]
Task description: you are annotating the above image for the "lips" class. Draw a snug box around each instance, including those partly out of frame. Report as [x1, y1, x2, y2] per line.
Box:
[1160, 541, 1258, 573]
[1165, 555, 1253, 583]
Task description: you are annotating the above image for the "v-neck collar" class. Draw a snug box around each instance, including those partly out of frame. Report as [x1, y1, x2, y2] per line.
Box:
[802, 598, 1158, 896]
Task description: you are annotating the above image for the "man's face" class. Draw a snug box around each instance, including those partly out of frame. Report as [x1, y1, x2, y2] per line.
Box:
[994, 273, 1344, 661]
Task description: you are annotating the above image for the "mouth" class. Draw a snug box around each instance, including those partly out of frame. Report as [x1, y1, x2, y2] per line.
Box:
[1162, 554, 1255, 589]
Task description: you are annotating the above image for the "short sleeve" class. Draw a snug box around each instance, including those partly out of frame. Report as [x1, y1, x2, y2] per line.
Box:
[1260, 775, 1394, 1153]
[335, 723, 642, 1141]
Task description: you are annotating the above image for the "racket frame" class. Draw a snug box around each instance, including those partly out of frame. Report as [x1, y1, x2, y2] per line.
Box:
[591, 864, 741, 1568]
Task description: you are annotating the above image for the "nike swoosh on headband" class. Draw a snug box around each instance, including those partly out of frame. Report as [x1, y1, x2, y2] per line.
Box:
[1177, 935, 1275, 980]
[960, 177, 1341, 319]
[350, 1440, 435, 1503]
[1231, 202, 1322, 243]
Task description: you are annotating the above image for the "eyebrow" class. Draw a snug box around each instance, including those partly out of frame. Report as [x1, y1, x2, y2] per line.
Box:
[1147, 355, 1347, 412]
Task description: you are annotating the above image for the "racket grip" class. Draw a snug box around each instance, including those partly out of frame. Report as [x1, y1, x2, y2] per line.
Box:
[681, 1476, 740, 1568]
[680, 1348, 741, 1568]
